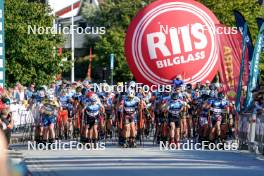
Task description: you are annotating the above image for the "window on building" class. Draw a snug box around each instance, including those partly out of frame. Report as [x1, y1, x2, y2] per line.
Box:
[79, 22, 87, 29]
[77, 22, 87, 33]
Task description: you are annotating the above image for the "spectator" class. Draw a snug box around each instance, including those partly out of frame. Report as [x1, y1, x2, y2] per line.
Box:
[253, 98, 264, 115]
[19, 87, 26, 103]
[12, 82, 26, 103]
[55, 80, 62, 97]
[0, 108, 14, 148]
[25, 83, 36, 100]
[12, 84, 20, 103]
[6, 88, 13, 99]
[48, 81, 56, 96]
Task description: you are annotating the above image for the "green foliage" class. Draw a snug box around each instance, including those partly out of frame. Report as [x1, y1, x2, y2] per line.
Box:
[82, 0, 264, 81]
[82, 0, 155, 82]
[198, 0, 264, 79]
[5, 0, 70, 87]
[81, 2, 99, 19]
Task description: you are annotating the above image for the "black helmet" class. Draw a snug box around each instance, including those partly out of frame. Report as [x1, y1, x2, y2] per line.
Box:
[81, 88, 87, 96]
[163, 91, 170, 97]
[76, 86, 82, 92]
[201, 94, 210, 100]
[209, 84, 216, 90]
[209, 90, 217, 98]
[186, 83, 192, 90]
[218, 92, 225, 99]
[171, 92, 180, 100]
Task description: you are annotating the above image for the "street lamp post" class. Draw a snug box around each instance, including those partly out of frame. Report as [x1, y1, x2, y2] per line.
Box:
[103, 67, 107, 82]
[71, 1, 75, 83]
[110, 54, 114, 85]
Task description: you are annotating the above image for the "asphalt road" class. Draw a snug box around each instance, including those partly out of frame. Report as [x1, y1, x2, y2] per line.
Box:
[10, 141, 264, 176]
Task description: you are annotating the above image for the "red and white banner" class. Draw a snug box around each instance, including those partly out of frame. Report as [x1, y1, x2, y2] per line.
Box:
[217, 25, 249, 100]
[125, 0, 220, 85]
[87, 47, 93, 81]
[48, 0, 81, 18]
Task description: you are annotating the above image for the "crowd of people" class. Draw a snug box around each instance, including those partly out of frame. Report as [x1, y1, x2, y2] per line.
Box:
[0, 76, 263, 150]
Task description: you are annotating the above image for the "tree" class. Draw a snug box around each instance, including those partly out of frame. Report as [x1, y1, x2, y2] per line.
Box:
[198, 0, 264, 79]
[82, 0, 264, 81]
[82, 0, 155, 82]
[5, 0, 70, 87]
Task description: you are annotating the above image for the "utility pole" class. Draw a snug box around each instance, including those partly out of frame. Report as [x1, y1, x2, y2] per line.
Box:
[71, 1, 75, 82]
[110, 54, 115, 85]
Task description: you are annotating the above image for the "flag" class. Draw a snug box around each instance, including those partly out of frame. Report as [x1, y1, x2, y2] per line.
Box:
[257, 18, 264, 30]
[235, 23, 248, 112]
[244, 23, 264, 110]
[256, 18, 264, 87]
[58, 47, 62, 56]
[217, 24, 249, 101]
[234, 10, 254, 61]
[256, 18, 264, 52]
[87, 47, 92, 81]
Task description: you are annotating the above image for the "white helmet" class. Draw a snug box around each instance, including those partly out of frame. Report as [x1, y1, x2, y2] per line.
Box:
[129, 81, 136, 88]
[127, 90, 135, 98]
[48, 94, 55, 101]
[38, 90, 46, 98]
[215, 82, 220, 88]
[83, 80, 89, 86]
[90, 94, 97, 102]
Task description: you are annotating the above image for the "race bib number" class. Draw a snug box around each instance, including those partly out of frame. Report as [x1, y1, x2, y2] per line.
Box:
[199, 117, 208, 126]
[211, 108, 223, 114]
[124, 107, 135, 113]
[86, 111, 99, 117]
[169, 110, 180, 115]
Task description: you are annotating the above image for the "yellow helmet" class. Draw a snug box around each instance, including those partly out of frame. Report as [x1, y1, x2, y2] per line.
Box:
[117, 82, 123, 86]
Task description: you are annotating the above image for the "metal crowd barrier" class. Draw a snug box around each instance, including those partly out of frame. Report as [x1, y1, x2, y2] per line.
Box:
[238, 113, 264, 155]
[11, 104, 35, 143]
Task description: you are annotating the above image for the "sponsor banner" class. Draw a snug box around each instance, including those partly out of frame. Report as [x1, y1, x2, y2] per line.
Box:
[48, 0, 81, 18]
[235, 23, 249, 112]
[125, 0, 220, 86]
[257, 18, 264, 31]
[256, 18, 264, 51]
[234, 10, 254, 61]
[87, 47, 92, 80]
[217, 24, 249, 100]
[244, 23, 264, 110]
